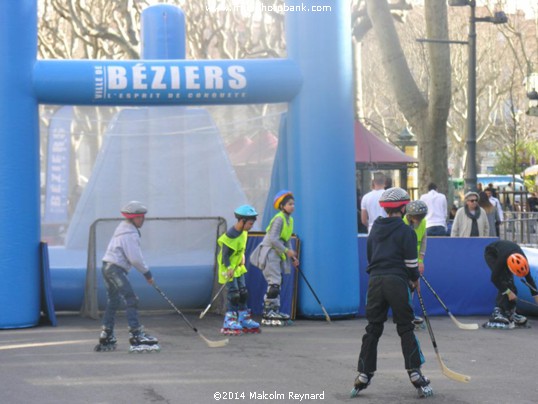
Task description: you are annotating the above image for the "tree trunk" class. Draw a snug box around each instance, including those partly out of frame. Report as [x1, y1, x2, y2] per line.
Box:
[365, 0, 451, 195]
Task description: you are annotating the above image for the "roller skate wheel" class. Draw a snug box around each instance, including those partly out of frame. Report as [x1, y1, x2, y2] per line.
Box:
[220, 328, 242, 336]
[350, 388, 359, 398]
[417, 385, 433, 398]
[94, 344, 116, 352]
[128, 344, 160, 353]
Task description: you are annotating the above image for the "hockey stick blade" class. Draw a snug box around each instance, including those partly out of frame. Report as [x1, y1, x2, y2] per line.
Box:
[153, 284, 228, 348]
[436, 353, 471, 383]
[420, 275, 478, 331]
[449, 313, 479, 330]
[198, 332, 229, 348]
[418, 290, 470, 383]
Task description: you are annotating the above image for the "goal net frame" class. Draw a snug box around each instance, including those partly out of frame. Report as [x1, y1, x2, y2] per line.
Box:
[80, 216, 227, 319]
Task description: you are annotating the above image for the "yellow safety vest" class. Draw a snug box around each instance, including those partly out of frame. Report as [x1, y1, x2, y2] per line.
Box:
[217, 230, 248, 284]
[404, 216, 426, 261]
[266, 211, 294, 260]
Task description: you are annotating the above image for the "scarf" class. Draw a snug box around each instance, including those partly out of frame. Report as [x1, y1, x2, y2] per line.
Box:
[464, 205, 481, 237]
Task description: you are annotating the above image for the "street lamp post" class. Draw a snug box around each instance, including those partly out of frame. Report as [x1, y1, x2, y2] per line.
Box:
[449, 0, 507, 192]
[466, 2, 478, 192]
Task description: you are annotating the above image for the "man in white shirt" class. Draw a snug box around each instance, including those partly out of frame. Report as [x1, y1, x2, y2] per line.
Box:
[361, 172, 387, 233]
[420, 182, 448, 236]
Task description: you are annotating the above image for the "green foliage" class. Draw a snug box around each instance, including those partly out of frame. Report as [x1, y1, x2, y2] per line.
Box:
[493, 141, 538, 176]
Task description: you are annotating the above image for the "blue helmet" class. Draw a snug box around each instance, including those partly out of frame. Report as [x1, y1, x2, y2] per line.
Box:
[234, 205, 258, 220]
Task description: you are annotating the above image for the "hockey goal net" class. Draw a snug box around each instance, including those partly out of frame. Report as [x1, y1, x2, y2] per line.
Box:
[81, 216, 227, 319]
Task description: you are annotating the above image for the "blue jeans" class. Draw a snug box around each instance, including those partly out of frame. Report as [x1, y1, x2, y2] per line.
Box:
[426, 226, 447, 236]
[101, 262, 140, 331]
[226, 275, 247, 312]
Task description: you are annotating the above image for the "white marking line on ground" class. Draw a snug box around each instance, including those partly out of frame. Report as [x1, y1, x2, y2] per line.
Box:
[0, 340, 94, 351]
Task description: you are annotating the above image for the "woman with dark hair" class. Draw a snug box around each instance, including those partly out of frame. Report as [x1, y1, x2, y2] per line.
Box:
[479, 191, 499, 237]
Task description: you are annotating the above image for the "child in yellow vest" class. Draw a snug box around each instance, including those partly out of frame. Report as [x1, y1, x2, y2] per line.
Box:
[253, 190, 298, 326]
[403, 200, 428, 328]
[217, 205, 260, 335]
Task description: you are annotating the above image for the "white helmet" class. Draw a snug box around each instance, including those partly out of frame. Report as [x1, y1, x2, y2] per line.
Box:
[379, 187, 410, 209]
[406, 200, 428, 216]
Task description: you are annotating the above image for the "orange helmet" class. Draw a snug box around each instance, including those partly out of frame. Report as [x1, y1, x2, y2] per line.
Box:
[507, 253, 529, 277]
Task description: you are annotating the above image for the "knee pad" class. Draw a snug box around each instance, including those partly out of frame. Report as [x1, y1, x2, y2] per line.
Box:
[239, 288, 248, 305]
[266, 284, 280, 299]
[229, 291, 240, 306]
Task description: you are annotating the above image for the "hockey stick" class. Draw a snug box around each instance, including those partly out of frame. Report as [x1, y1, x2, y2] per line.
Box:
[153, 284, 229, 348]
[293, 260, 331, 323]
[420, 275, 479, 330]
[200, 281, 227, 319]
[417, 290, 471, 383]
[521, 279, 538, 294]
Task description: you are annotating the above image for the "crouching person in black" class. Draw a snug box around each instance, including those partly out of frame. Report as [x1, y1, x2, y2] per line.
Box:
[483, 240, 538, 329]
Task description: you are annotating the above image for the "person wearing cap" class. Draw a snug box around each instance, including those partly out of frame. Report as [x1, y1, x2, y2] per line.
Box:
[352, 187, 432, 398]
[450, 191, 489, 237]
[95, 201, 158, 352]
[250, 190, 298, 327]
[217, 205, 260, 335]
[483, 240, 538, 329]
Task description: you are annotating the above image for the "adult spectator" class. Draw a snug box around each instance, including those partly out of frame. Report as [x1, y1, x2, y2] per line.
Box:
[357, 188, 368, 234]
[478, 191, 499, 237]
[485, 187, 503, 236]
[450, 191, 489, 237]
[420, 182, 448, 236]
[528, 192, 538, 212]
[361, 172, 387, 233]
[384, 176, 393, 190]
[503, 183, 513, 211]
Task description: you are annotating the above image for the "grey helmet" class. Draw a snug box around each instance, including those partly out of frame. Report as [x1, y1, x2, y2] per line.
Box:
[406, 200, 428, 216]
[121, 201, 147, 218]
[379, 187, 410, 208]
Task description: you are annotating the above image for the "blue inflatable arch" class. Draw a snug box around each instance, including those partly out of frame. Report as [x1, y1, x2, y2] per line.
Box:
[0, 1, 359, 328]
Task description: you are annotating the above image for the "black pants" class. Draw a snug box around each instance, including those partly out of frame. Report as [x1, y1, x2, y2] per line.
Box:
[484, 253, 518, 314]
[357, 275, 424, 373]
[493, 278, 517, 314]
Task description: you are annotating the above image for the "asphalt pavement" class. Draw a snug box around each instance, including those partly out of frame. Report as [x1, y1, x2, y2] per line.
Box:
[1, 312, 537, 404]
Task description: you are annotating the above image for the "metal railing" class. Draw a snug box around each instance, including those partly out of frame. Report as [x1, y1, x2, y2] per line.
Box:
[499, 211, 538, 247]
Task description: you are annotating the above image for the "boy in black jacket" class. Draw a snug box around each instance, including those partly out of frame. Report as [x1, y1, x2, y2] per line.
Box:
[483, 240, 538, 329]
[352, 187, 432, 398]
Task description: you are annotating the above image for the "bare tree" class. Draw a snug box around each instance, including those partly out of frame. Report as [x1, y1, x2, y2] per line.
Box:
[356, 0, 451, 195]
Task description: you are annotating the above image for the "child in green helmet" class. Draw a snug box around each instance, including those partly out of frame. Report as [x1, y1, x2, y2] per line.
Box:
[251, 190, 298, 326]
[403, 200, 428, 328]
[217, 205, 260, 335]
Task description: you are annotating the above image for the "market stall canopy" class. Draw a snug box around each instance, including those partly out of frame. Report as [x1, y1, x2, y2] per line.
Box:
[523, 164, 538, 177]
[354, 121, 417, 167]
